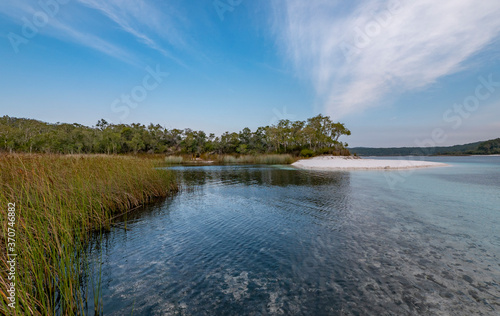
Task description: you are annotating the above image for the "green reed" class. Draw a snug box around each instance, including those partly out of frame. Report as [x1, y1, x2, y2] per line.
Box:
[164, 154, 296, 165]
[0, 154, 177, 315]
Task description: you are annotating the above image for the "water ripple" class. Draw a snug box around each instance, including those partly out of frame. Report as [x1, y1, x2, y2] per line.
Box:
[85, 161, 500, 315]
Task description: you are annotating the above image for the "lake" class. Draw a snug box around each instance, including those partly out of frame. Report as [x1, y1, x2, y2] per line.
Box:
[85, 156, 500, 315]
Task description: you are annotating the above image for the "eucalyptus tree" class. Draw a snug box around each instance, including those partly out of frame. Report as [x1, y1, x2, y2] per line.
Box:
[0, 115, 352, 156]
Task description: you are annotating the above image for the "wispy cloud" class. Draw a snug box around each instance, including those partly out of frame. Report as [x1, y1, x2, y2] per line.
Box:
[1, 0, 191, 66]
[51, 19, 138, 65]
[75, 0, 187, 66]
[1, 0, 137, 64]
[273, 0, 500, 118]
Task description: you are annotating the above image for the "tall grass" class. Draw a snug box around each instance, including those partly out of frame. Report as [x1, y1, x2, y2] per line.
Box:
[0, 154, 177, 315]
[162, 154, 296, 165]
[217, 154, 295, 164]
[164, 156, 184, 164]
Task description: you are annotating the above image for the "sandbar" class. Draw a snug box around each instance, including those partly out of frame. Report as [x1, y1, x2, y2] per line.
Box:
[292, 156, 448, 170]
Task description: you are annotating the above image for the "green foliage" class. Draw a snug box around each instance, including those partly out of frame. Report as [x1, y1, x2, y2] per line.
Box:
[216, 154, 295, 164]
[349, 139, 499, 156]
[254, 154, 295, 164]
[0, 154, 178, 315]
[300, 149, 314, 157]
[472, 138, 500, 155]
[0, 114, 351, 156]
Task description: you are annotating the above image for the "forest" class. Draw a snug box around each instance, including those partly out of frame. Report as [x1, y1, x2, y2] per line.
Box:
[0, 114, 351, 156]
[350, 138, 500, 156]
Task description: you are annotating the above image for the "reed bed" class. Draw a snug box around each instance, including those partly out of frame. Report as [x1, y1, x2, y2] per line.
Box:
[218, 154, 295, 164]
[164, 156, 184, 165]
[0, 154, 178, 315]
[164, 154, 296, 165]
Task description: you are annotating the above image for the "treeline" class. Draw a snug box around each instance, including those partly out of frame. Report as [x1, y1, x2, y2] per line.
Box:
[349, 138, 499, 156]
[465, 138, 500, 155]
[0, 115, 351, 156]
[349, 142, 481, 156]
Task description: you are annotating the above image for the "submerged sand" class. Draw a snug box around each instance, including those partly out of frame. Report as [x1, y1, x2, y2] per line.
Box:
[292, 156, 448, 170]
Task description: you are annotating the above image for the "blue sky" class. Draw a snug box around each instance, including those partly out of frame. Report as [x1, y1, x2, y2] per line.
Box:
[1, 0, 499, 147]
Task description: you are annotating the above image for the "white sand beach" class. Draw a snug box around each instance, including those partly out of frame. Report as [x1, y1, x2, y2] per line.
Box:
[292, 156, 448, 170]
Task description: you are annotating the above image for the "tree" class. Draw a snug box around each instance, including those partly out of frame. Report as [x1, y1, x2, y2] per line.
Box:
[0, 115, 351, 156]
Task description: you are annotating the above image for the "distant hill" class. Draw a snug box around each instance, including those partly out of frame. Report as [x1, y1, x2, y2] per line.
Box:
[349, 139, 499, 156]
[472, 138, 500, 155]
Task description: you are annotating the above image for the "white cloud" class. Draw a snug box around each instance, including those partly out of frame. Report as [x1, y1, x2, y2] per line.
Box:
[0, 0, 137, 64]
[51, 19, 138, 65]
[1, 0, 190, 66]
[273, 0, 500, 119]
[75, 0, 187, 65]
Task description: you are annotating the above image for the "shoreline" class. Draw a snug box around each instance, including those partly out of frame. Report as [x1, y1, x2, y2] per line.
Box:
[292, 156, 448, 170]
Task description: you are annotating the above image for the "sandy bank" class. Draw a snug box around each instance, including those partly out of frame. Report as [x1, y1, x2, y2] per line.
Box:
[471, 154, 500, 157]
[292, 156, 448, 170]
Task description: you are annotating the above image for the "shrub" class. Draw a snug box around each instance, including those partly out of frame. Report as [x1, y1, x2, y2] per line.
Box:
[300, 149, 314, 157]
